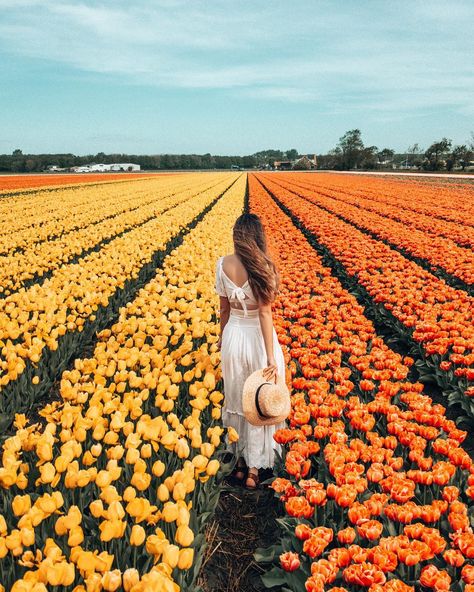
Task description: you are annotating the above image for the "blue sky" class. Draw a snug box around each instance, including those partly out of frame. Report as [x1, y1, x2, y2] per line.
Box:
[0, 0, 472, 155]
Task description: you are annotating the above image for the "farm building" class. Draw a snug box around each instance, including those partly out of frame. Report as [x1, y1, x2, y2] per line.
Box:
[274, 154, 318, 170]
[70, 163, 141, 173]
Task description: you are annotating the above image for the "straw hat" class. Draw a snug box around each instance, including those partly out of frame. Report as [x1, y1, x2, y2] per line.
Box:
[242, 369, 291, 426]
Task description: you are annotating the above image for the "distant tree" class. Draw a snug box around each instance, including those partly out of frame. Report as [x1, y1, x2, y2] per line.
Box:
[424, 138, 452, 171]
[360, 145, 378, 169]
[405, 143, 424, 169]
[12, 148, 23, 156]
[377, 148, 395, 167]
[338, 129, 364, 169]
[253, 149, 284, 166]
[447, 144, 473, 171]
[326, 147, 343, 170]
[286, 149, 299, 160]
[25, 158, 37, 172]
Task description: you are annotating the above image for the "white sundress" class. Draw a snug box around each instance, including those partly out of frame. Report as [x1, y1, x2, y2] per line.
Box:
[215, 256, 287, 469]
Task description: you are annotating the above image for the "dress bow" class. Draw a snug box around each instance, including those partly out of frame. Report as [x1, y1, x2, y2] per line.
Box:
[230, 287, 248, 316]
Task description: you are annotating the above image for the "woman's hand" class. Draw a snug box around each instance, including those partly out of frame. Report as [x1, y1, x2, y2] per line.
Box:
[263, 358, 278, 383]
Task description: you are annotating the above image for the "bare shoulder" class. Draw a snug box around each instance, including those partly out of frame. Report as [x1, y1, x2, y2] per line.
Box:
[222, 253, 245, 271]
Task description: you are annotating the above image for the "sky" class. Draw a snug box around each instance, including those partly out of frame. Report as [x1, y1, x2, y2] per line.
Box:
[0, 0, 473, 156]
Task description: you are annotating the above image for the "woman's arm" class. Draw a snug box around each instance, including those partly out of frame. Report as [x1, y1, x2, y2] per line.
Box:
[259, 301, 277, 382]
[217, 296, 230, 349]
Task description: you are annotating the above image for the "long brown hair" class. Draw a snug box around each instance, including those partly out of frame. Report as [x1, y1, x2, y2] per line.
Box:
[233, 213, 279, 304]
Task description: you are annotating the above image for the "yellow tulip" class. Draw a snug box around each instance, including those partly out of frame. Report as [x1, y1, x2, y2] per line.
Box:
[152, 460, 165, 477]
[175, 524, 194, 547]
[176, 505, 190, 526]
[157, 484, 169, 502]
[206, 459, 220, 476]
[161, 502, 179, 523]
[140, 443, 152, 458]
[122, 568, 140, 591]
[201, 442, 215, 458]
[12, 495, 31, 517]
[227, 426, 239, 443]
[130, 524, 146, 546]
[101, 570, 122, 591]
[175, 438, 190, 459]
[203, 372, 216, 390]
[89, 500, 104, 519]
[0, 538, 7, 559]
[172, 482, 186, 502]
[178, 547, 194, 569]
[95, 470, 112, 488]
[191, 455, 208, 470]
[123, 486, 136, 503]
[162, 543, 179, 568]
[46, 561, 75, 586]
[99, 519, 126, 542]
[55, 516, 68, 536]
[20, 527, 35, 547]
[145, 533, 168, 557]
[38, 463, 56, 484]
[68, 525, 84, 547]
[125, 448, 140, 465]
[107, 501, 125, 521]
[131, 471, 151, 491]
[0, 516, 7, 536]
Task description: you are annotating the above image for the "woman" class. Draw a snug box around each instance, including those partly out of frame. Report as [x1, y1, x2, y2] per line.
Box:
[215, 213, 286, 489]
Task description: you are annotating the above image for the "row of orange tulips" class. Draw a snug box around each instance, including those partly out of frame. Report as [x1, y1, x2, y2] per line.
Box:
[248, 175, 474, 592]
[263, 173, 474, 286]
[0, 173, 161, 193]
[0, 174, 246, 591]
[273, 173, 474, 250]
[255, 174, 474, 419]
[291, 173, 474, 228]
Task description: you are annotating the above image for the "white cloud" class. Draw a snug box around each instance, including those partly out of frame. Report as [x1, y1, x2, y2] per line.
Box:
[0, 0, 472, 116]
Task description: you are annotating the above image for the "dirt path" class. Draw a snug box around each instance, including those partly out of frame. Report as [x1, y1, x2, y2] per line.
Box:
[198, 468, 281, 592]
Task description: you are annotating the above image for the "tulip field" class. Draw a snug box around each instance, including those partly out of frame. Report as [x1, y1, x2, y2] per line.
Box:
[0, 172, 473, 592]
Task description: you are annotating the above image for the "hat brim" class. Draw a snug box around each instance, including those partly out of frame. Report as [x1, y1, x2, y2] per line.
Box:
[242, 368, 291, 426]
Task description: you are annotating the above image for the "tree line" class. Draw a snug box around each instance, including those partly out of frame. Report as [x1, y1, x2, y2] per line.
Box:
[1, 132, 472, 173]
[0, 150, 258, 173]
[317, 130, 474, 171]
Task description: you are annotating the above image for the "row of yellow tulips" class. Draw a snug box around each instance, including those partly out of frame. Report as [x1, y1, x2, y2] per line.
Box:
[0, 174, 238, 426]
[0, 174, 246, 591]
[0, 174, 212, 256]
[1, 175, 230, 294]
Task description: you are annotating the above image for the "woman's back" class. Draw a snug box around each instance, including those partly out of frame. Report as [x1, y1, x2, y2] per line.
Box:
[216, 255, 259, 314]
